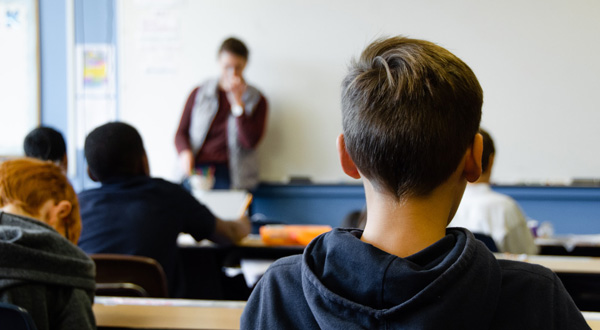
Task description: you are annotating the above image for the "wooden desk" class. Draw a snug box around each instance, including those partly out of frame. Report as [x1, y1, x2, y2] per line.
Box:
[180, 234, 600, 311]
[178, 235, 303, 300]
[584, 312, 600, 329]
[495, 254, 600, 274]
[94, 297, 245, 329]
[95, 296, 599, 329]
[537, 236, 600, 257]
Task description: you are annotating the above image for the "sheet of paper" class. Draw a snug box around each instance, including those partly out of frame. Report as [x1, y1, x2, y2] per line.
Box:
[192, 190, 251, 220]
[240, 259, 275, 288]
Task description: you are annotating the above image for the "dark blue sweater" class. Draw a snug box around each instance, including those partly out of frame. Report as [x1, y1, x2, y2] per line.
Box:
[78, 176, 216, 297]
[242, 228, 589, 329]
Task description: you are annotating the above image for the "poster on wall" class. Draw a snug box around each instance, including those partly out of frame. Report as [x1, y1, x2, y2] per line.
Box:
[0, 0, 39, 156]
[75, 44, 117, 149]
[76, 44, 116, 96]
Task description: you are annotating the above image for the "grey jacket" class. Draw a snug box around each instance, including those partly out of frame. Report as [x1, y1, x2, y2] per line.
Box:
[0, 212, 96, 330]
[189, 78, 263, 189]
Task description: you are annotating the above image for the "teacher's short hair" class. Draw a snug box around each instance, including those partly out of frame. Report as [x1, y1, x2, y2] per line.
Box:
[219, 37, 249, 60]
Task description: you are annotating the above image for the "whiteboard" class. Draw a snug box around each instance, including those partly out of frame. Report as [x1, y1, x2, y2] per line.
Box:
[0, 0, 39, 155]
[118, 0, 600, 185]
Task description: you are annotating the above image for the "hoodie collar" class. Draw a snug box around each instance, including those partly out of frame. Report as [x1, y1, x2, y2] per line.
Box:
[301, 227, 501, 327]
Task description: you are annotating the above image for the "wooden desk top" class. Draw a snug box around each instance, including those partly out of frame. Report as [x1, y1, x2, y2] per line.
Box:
[584, 312, 600, 329]
[94, 297, 600, 329]
[94, 297, 245, 329]
[495, 254, 600, 274]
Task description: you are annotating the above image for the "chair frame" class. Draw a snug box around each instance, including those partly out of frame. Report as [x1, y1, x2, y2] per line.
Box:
[91, 253, 169, 298]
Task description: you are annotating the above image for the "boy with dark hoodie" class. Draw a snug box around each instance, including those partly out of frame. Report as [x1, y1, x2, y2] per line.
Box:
[241, 36, 588, 329]
[0, 158, 96, 330]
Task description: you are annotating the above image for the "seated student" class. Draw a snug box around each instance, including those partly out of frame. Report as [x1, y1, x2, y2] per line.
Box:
[241, 36, 588, 329]
[340, 207, 366, 229]
[77, 122, 250, 298]
[449, 129, 538, 254]
[0, 158, 95, 330]
[24, 126, 68, 174]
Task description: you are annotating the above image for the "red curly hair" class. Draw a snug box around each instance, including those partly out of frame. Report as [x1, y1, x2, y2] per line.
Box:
[0, 157, 81, 244]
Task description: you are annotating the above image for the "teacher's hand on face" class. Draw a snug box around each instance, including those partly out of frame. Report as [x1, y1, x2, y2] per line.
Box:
[225, 75, 247, 109]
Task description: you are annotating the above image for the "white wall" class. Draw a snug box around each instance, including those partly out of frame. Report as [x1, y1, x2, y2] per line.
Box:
[118, 0, 600, 185]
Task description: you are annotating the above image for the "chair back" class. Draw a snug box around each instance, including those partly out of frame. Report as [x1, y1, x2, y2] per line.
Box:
[91, 254, 169, 298]
[473, 232, 499, 252]
[0, 302, 38, 330]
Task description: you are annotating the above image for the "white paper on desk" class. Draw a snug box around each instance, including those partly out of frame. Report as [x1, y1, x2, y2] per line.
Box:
[176, 234, 215, 247]
[192, 190, 250, 220]
[177, 233, 196, 246]
[240, 259, 275, 288]
[537, 234, 600, 252]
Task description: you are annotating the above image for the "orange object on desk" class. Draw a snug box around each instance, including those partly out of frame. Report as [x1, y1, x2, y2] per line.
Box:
[259, 225, 332, 246]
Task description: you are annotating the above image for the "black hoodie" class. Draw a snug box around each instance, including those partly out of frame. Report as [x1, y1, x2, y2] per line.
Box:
[0, 212, 96, 330]
[242, 228, 589, 329]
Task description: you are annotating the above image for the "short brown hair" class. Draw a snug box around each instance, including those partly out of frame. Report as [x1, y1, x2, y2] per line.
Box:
[479, 128, 496, 173]
[219, 37, 249, 60]
[341, 36, 483, 198]
[0, 158, 81, 244]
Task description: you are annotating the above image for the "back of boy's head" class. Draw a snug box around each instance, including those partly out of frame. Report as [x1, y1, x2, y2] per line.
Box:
[341, 36, 483, 198]
[0, 158, 81, 244]
[479, 128, 496, 174]
[24, 126, 66, 163]
[85, 122, 146, 182]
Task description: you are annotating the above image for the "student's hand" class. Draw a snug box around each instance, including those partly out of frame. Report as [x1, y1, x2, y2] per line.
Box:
[226, 76, 247, 112]
[234, 215, 252, 240]
[179, 149, 195, 176]
[213, 217, 251, 244]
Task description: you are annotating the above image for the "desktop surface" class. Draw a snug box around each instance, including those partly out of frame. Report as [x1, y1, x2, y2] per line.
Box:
[94, 296, 245, 329]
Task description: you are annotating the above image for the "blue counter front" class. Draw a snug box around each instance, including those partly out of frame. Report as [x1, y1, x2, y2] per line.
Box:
[250, 183, 600, 235]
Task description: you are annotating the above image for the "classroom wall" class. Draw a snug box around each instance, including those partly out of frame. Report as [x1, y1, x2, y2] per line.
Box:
[118, 0, 600, 185]
[39, 0, 69, 135]
[39, 0, 117, 191]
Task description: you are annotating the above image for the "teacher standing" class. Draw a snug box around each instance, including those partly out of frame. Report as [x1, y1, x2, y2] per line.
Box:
[175, 37, 268, 190]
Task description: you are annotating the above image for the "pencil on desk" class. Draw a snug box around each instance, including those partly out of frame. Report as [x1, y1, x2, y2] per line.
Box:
[239, 193, 253, 218]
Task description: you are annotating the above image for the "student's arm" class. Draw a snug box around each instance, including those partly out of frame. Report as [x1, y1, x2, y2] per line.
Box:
[210, 216, 251, 244]
[177, 182, 249, 243]
[235, 96, 268, 149]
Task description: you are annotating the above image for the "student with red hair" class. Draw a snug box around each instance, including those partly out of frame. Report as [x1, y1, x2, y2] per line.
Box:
[0, 158, 95, 330]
